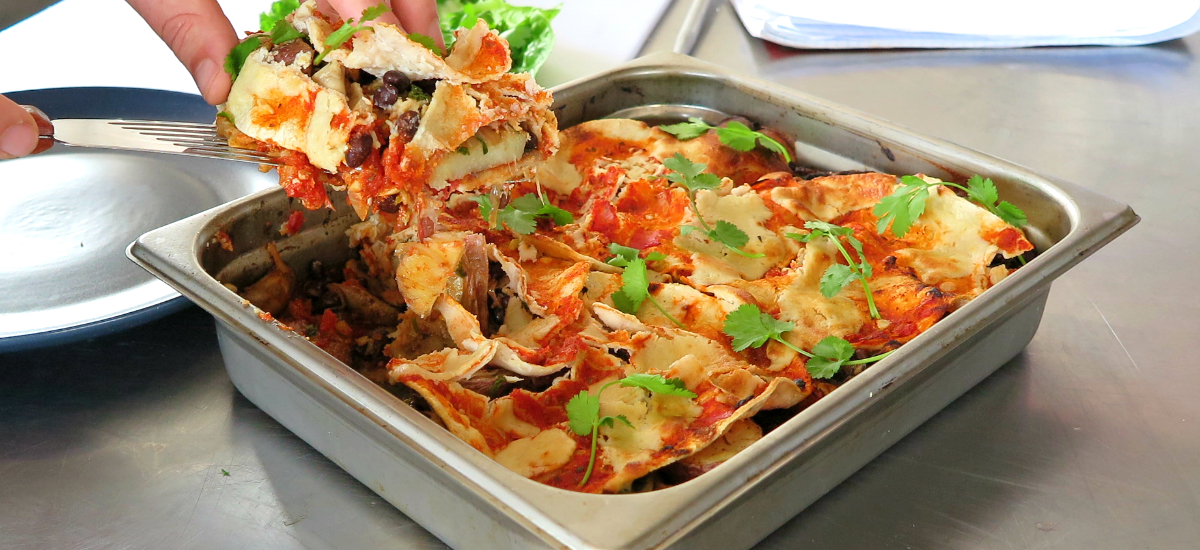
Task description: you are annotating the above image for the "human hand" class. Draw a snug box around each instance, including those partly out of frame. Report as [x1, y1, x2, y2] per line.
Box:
[0, 98, 47, 159]
[0, 0, 440, 160]
[125, 0, 442, 107]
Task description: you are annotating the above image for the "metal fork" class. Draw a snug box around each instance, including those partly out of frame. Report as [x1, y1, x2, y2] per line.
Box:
[41, 118, 282, 166]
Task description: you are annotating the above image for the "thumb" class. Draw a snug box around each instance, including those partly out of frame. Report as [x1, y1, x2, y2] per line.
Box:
[0, 95, 40, 159]
[125, 0, 239, 105]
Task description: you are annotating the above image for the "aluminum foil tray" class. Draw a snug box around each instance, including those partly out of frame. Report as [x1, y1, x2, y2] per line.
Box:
[129, 53, 1138, 550]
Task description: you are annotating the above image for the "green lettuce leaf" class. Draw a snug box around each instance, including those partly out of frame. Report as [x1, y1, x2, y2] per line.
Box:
[437, 0, 560, 75]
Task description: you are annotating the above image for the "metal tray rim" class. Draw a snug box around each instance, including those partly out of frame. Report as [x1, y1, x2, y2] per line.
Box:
[128, 53, 1139, 550]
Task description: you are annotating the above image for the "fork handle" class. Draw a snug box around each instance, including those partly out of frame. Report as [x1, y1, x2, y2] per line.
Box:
[22, 105, 55, 155]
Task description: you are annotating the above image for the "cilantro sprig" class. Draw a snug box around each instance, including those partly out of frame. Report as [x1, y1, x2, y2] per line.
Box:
[270, 20, 304, 44]
[659, 118, 792, 163]
[226, 0, 306, 79]
[315, 3, 390, 64]
[663, 154, 764, 259]
[874, 174, 1028, 238]
[606, 244, 684, 329]
[722, 304, 890, 379]
[224, 36, 267, 79]
[260, 0, 300, 32]
[786, 221, 880, 319]
[470, 188, 573, 235]
[566, 373, 697, 486]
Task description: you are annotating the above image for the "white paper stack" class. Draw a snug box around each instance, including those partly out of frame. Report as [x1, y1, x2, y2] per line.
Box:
[732, 0, 1200, 49]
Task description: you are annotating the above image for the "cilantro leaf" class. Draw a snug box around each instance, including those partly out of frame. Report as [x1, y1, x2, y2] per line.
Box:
[225, 36, 267, 79]
[611, 290, 640, 315]
[662, 153, 718, 191]
[722, 303, 797, 353]
[965, 174, 998, 206]
[316, 2, 390, 64]
[536, 203, 573, 226]
[269, 20, 304, 44]
[509, 193, 543, 212]
[360, 3, 390, 21]
[657, 119, 709, 140]
[605, 243, 683, 328]
[724, 306, 890, 379]
[711, 220, 750, 250]
[662, 154, 763, 258]
[965, 175, 1027, 227]
[619, 255, 649, 305]
[220, 468, 231, 477]
[407, 85, 431, 101]
[818, 263, 858, 298]
[714, 120, 759, 151]
[599, 415, 633, 429]
[606, 243, 640, 267]
[994, 201, 1027, 227]
[656, 118, 792, 162]
[873, 175, 933, 237]
[508, 192, 574, 230]
[407, 32, 441, 53]
[565, 373, 698, 485]
[566, 391, 599, 436]
[260, 0, 300, 32]
[498, 204, 537, 235]
[806, 336, 856, 379]
[469, 195, 494, 225]
[788, 221, 880, 318]
[619, 373, 697, 398]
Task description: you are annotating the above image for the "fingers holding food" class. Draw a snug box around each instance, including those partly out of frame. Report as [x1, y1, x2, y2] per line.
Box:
[125, 0, 239, 104]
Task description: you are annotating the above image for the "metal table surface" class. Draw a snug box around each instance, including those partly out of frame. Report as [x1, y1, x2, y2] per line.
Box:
[3, 2, 1198, 549]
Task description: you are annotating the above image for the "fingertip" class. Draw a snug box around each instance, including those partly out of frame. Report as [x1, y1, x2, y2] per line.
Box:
[195, 57, 231, 105]
[0, 123, 38, 159]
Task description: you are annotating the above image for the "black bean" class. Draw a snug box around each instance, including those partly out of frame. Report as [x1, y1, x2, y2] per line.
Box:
[373, 84, 399, 108]
[270, 40, 315, 66]
[375, 195, 400, 213]
[381, 70, 411, 93]
[394, 110, 420, 141]
[344, 132, 373, 168]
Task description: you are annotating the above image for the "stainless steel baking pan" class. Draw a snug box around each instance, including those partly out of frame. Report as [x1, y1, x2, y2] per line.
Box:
[128, 52, 1138, 550]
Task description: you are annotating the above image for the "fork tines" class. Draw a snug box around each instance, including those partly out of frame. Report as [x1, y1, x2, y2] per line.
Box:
[112, 120, 282, 166]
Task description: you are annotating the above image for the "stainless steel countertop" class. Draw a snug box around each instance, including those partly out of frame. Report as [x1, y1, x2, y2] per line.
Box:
[3, 2, 1198, 548]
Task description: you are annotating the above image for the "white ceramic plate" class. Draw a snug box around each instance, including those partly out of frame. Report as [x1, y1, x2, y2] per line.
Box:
[0, 87, 275, 350]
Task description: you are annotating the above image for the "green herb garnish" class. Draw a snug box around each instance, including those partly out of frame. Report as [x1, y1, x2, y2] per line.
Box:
[438, 0, 560, 75]
[606, 243, 684, 328]
[269, 20, 304, 44]
[407, 84, 431, 101]
[315, 3, 390, 64]
[874, 174, 1028, 238]
[220, 468, 231, 477]
[470, 190, 572, 235]
[786, 221, 880, 319]
[658, 118, 792, 163]
[407, 32, 442, 53]
[224, 36, 267, 78]
[566, 373, 697, 485]
[457, 146, 470, 155]
[663, 153, 763, 259]
[721, 303, 889, 379]
[260, 0, 300, 32]
[963, 175, 1028, 228]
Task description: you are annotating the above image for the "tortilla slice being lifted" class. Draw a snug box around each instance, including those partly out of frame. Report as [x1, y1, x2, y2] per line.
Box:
[219, 0, 559, 220]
